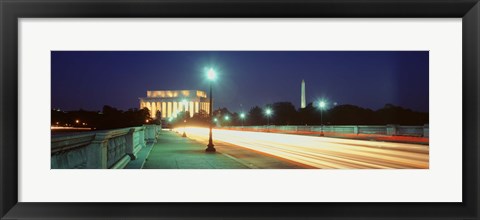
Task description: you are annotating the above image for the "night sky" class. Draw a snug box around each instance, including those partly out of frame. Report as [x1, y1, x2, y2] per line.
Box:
[51, 51, 429, 113]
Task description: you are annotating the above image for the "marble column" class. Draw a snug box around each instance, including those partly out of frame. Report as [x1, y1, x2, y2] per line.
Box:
[162, 102, 167, 118]
[195, 102, 199, 114]
[173, 101, 178, 116]
[189, 102, 194, 117]
[167, 102, 172, 118]
[151, 102, 157, 118]
[146, 102, 151, 116]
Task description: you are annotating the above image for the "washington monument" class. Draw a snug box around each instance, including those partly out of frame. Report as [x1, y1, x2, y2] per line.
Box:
[301, 79, 306, 108]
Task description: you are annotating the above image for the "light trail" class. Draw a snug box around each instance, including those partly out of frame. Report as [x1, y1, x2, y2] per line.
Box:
[175, 127, 429, 169]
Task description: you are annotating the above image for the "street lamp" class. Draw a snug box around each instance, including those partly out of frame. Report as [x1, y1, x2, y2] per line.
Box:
[206, 68, 216, 152]
[319, 101, 326, 136]
[240, 113, 246, 127]
[265, 108, 272, 131]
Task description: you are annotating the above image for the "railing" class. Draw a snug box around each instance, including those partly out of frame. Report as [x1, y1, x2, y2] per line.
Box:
[51, 124, 161, 169]
[223, 124, 429, 137]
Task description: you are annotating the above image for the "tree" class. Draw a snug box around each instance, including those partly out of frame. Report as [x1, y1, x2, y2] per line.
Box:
[328, 105, 376, 125]
[190, 110, 210, 126]
[297, 103, 318, 125]
[212, 107, 233, 126]
[154, 110, 162, 125]
[376, 104, 428, 125]
[271, 102, 297, 125]
[247, 106, 264, 125]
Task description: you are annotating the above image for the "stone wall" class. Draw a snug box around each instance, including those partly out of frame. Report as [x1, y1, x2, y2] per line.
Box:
[51, 125, 161, 169]
[225, 124, 428, 137]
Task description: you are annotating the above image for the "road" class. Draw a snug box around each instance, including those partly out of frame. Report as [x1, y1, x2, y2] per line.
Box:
[176, 127, 429, 169]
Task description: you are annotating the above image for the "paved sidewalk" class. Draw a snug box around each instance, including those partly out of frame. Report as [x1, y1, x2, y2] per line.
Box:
[142, 130, 307, 169]
[124, 143, 154, 169]
[143, 130, 249, 169]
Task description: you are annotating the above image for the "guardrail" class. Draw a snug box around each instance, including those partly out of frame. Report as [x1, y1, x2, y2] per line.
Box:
[51, 124, 161, 169]
[224, 124, 429, 137]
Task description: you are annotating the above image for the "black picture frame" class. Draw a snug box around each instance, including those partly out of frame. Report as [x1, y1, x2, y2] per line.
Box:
[1, 0, 479, 219]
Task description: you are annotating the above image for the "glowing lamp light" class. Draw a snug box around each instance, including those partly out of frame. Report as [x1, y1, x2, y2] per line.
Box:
[75, 120, 80, 123]
[240, 113, 246, 119]
[224, 115, 230, 120]
[213, 118, 218, 122]
[265, 108, 272, 116]
[207, 68, 216, 81]
[319, 101, 326, 109]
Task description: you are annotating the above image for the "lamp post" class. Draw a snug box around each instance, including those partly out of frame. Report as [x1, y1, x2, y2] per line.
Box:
[240, 113, 246, 127]
[206, 68, 216, 152]
[265, 108, 272, 132]
[319, 101, 326, 136]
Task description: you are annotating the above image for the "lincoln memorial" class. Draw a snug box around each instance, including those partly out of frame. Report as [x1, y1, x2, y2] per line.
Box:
[139, 90, 211, 119]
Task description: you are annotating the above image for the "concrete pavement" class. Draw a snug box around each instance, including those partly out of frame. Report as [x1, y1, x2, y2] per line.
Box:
[181, 127, 429, 169]
[221, 127, 429, 145]
[141, 130, 305, 169]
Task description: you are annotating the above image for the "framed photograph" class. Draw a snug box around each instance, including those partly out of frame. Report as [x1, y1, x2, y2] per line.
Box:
[1, 0, 479, 219]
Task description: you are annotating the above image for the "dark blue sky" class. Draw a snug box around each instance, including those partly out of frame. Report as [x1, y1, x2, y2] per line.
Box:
[51, 51, 429, 113]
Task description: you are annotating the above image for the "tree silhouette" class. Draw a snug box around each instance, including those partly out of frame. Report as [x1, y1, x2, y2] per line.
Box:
[297, 103, 318, 125]
[247, 106, 264, 125]
[328, 105, 376, 125]
[51, 102, 429, 131]
[271, 102, 297, 125]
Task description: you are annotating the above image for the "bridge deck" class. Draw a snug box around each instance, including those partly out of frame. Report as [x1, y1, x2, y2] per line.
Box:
[139, 130, 305, 169]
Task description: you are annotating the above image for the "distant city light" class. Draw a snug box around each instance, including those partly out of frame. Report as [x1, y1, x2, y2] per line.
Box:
[75, 120, 80, 123]
[207, 68, 216, 81]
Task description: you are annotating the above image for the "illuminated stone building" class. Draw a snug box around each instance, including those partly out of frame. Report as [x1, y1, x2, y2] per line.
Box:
[139, 90, 210, 119]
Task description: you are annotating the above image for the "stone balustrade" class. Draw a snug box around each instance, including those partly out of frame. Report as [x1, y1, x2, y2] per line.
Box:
[51, 125, 161, 169]
[143, 124, 162, 144]
[224, 124, 429, 137]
